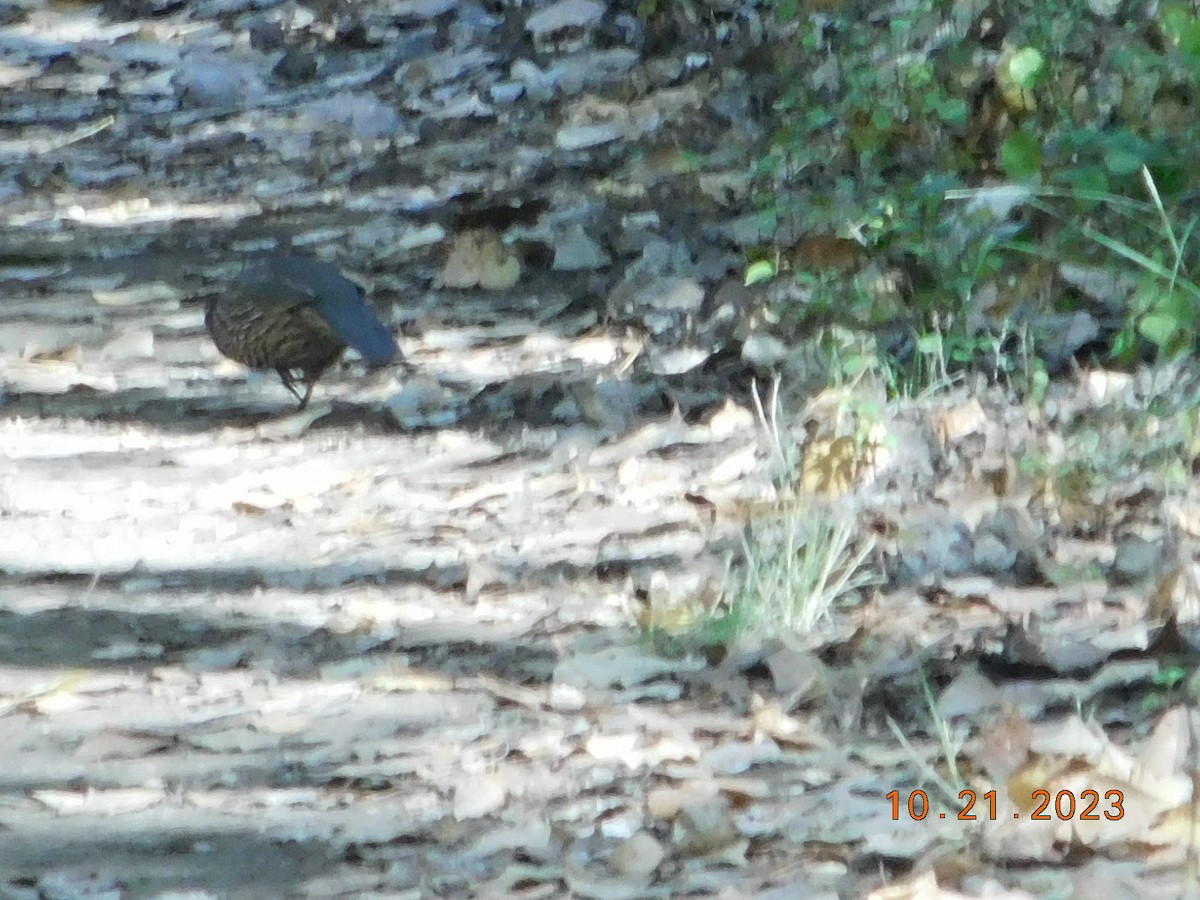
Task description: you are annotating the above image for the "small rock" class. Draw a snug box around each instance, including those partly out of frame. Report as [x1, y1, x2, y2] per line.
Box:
[571, 378, 637, 432]
[247, 19, 286, 50]
[393, 0, 457, 18]
[973, 532, 1017, 575]
[1111, 534, 1162, 585]
[305, 93, 402, 140]
[100, 329, 155, 360]
[552, 224, 610, 270]
[741, 333, 789, 367]
[273, 49, 318, 82]
[526, 0, 604, 36]
[1086, 0, 1121, 16]
[511, 58, 560, 98]
[387, 376, 461, 429]
[490, 80, 525, 103]
[897, 512, 975, 581]
[647, 345, 710, 375]
[174, 54, 267, 107]
[396, 47, 496, 89]
[549, 48, 639, 93]
[555, 121, 625, 150]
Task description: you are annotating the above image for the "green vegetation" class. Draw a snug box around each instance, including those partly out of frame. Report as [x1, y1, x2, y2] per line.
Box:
[888, 671, 969, 803]
[721, 503, 876, 636]
[640, 378, 879, 652]
[746, 0, 1200, 393]
[1144, 662, 1189, 714]
[637, 0, 1200, 655]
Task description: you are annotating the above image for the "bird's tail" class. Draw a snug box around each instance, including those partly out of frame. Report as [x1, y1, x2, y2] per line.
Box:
[319, 297, 399, 366]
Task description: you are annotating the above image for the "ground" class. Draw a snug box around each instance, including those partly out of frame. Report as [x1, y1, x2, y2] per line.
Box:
[3, 0, 1200, 897]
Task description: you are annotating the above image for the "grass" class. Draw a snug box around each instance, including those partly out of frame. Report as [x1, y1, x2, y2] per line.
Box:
[721, 502, 877, 637]
[887, 671, 969, 805]
[949, 166, 1200, 365]
[688, 376, 880, 646]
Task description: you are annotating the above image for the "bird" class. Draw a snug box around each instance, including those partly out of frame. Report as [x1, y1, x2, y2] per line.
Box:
[205, 254, 400, 408]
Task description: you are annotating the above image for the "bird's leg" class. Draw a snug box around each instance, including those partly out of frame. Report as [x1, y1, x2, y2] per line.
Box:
[298, 378, 316, 410]
[297, 363, 334, 410]
[276, 367, 306, 405]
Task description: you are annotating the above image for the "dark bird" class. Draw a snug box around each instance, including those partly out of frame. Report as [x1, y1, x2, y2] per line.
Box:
[206, 254, 400, 408]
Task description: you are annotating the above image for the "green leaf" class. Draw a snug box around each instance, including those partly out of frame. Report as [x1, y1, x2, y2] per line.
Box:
[1102, 131, 1150, 176]
[849, 123, 885, 154]
[1148, 163, 1187, 198]
[1000, 131, 1042, 178]
[1162, 4, 1200, 55]
[1138, 312, 1181, 348]
[1154, 665, 1188, 687]
[805, 108, 835, 130]
[928, 94, 968, 127]
[1054, 164, 1108, 197]
[744, 260, 776, 286]
[1179, 20, 1200, 56]
[1008, 47, 1045, 88]
[1162, 2, 1193, 41]
[1110, 323, 1137, 362]
[916, 334, 943, 354]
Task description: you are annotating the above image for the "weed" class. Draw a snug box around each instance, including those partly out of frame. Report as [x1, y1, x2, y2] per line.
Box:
[888, 670, 968, 804]
[721, 503, 877, 637]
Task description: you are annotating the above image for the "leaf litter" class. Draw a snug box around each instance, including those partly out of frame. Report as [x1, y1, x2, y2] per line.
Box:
[2, 0, 1200, 896]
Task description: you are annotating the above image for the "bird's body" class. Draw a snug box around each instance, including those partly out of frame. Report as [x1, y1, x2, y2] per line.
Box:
[205, 255, 399, 407]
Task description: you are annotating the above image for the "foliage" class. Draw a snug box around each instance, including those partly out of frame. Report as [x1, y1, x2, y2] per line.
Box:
[749, 0, 1200, 391]
[888, 671, 968, 803]
[718, 503, 876, 637]
[681, 378, 879, 647]
[1142, 662, 1189, 714]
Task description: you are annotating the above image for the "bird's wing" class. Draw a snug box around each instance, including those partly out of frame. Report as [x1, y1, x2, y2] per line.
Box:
[254, 256, 399, 365]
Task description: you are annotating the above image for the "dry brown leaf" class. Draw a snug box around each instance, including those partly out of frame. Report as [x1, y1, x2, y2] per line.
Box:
[983, 585, 1058, 618]
[784, 234, 867, 274]
[371, 668, 455, 692]
[932, 397, 988, 446]
[1006, 757, 1059, 815]
[1027, 715, 1108, 758]
[647, 781, 720, 820]
[609, 831, 665, 880]
[440, 229, 521, 290]
[231, 500, 270, 516]
[801, 434, 875, 496]
[866, 870, 949, 900]
[750, 698, 832, 750]
[0, 671, 90, 718]
[29, 343, 83, 363]
[254, 402, 333, 440]
[453, 773, 509, 820]
[995, 44, 1039, 114]
[974, 707, 1033, 782]
[672, 796, 742, 860]
[34, 788, 163, 815]
[634, 568, 722, 633]
[1151, 559, 1200, 625]
[92, 281, 181, 306]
